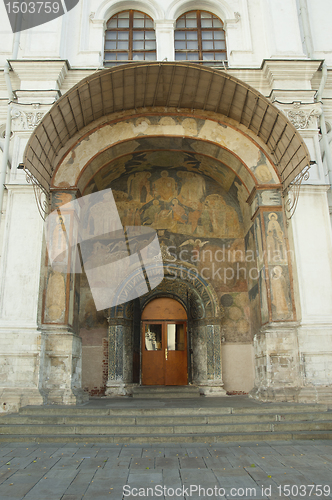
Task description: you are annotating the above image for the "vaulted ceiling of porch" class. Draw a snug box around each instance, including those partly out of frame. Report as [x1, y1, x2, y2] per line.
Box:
[24, 61, 311, 195]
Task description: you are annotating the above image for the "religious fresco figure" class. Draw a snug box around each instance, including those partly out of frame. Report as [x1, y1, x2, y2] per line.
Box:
[178, 171, 205, 208]
[266, 213, 286, 263]
[143, 200, 161, 225]
[127, 172, 151, 203]
[45, 271, 66, 321]
[171, 199, 187, 224]
[188, 203, 202, 233]
[50, 215, 67, 263]
[205, 194, 226, 236]
[153, 171, 177, 201]
[271, 265, 291, 319]
[87, 190, 120, 236]
[154, 207, 174, 229]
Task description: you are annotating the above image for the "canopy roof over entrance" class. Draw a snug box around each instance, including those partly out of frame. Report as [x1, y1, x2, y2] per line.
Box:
[24, 61, 310, 194]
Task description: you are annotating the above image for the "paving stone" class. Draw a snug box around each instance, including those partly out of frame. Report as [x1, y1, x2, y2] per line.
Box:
[141, 447, 165, 458]
[24, 456, 61, 471]
[164, 447, 188, 458]
[130, 457, 155, 469]
[63, 470, 96, 496]
[270, 445, 302, 455]
[23, 469, 79, 500]
[119, 447, 143, 457]
[0, 471, 46, 499]
[155, 457, 179, 468]
[0, 468, 18, 485]
[179, 457, 207, 468]
[83, 477, 124, 500]
[102, 457, 132, 469]
[203, 456, 233, 468]
[0, 437, 332, 500]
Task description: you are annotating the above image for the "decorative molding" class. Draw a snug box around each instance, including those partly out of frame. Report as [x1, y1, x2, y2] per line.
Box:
[225, 12, 241, 28]
[283, 164, 311, 223]
[11, 104, 45, 132]
[272, 101, 322, 130]
[24, 167, 50, 220]
[287, 102, 321, 130]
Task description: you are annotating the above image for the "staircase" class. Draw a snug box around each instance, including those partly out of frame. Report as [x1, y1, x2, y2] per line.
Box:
[1, 399, 332, 443]
[132, 385, 201, 398]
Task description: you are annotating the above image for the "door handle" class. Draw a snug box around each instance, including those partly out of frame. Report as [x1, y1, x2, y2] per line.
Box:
[165, 348, 168, 360]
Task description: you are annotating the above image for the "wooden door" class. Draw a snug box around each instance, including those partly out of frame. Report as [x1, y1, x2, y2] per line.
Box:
[141, 298, 188, 386]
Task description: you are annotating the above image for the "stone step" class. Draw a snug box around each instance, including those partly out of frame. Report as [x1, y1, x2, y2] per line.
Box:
[132, 385, 201, 398]
[1, 420, 332, 436]
[4, 400, 330, 444]
[132, 385, 201, 392]
[2, 411, 332, 426]
[0, 429, 332, 444]
[17, 403, 329, 416]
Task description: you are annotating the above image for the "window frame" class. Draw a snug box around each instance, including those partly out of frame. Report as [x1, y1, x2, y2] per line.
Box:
[104, 10, 157, 66]
[174, 10, 227, 64]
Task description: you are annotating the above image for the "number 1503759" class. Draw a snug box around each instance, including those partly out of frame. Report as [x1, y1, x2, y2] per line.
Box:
[5, 2, 61, 14]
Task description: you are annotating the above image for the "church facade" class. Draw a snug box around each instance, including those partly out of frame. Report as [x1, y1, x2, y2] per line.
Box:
[0, 0, 332, 413]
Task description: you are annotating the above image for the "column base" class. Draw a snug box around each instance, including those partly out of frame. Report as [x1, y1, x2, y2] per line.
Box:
[249, 385, 300, 402]
[44, 388, 89, 405]
[297, 386, 332, 405]
[0, 388, 45, 414]
[105, 381, 133, 396]
[198, 382, 227, 397]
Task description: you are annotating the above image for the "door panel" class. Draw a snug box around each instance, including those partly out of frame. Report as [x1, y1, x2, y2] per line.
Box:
[165, 323, 188, 385]
[141, 320, 187, 385]
[142, 322, 164, 385]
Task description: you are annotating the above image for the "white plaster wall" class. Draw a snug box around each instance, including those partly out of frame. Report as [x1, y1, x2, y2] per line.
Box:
[1, 0, 330, 68]
[291, 185, 332, 324]
[0, 185, 43, 327]
[306, 0, 332, 65]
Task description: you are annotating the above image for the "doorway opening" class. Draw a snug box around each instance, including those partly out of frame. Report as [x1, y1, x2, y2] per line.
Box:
[141, 297, 188, 386]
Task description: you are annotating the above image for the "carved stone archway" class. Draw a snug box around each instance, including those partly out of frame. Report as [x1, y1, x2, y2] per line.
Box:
[105, 260, 225, 395]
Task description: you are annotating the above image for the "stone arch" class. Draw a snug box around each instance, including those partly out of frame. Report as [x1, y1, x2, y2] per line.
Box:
[52, 115, 280, 193]
[30, 63, 308, 401]
[105, 260, 225, 394]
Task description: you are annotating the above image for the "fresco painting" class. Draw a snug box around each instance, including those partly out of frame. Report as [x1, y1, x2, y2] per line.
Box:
[269, 265, 293, 321]
[79, 152, 252, 339]
[55, 115, 279, 190]
[259, 270, 269, 325]
[78, 150, 291, 352]
[220, 292, 251, 342]
[263, 211, 288, 265]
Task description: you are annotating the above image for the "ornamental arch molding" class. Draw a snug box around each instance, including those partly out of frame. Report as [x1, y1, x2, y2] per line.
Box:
[95, 0, 163, 23]
[166, 0, 233, 22]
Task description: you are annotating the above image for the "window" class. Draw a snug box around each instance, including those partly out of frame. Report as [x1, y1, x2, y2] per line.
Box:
[104, 10, 157, 66]
[175, 11, 227, 65]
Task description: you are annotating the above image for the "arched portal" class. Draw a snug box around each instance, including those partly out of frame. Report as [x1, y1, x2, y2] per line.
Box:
[25, 62, 309, 403]
[141, 297, 188, 386]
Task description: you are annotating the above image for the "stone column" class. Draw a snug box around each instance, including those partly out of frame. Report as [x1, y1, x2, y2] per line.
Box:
[250, 190, 301, 401]
[0, 184, 45, 413]
[155, 20, 175, 61]
[105, 302, 134, 396]
[40, 190, 88, 404]
[191, 319, 226, 396]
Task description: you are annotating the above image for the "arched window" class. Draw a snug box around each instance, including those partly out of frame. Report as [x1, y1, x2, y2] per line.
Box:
[175, 10, 227, 65]
[104, 10, 156, 66]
